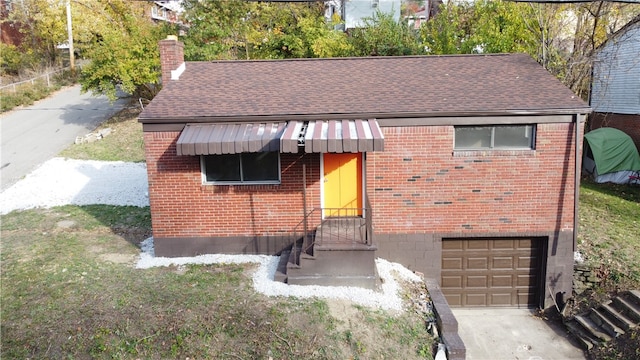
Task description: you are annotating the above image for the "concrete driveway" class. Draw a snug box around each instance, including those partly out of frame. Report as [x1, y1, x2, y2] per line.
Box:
[1, 85, 128, 190]
[452, 308, 586, 360]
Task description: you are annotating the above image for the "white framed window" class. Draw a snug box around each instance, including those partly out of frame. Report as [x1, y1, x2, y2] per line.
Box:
[201, 152, 281, 185]
[454, 125, 535, 150]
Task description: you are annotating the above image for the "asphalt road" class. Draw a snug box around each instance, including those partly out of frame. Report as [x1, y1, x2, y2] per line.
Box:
[0, 85, 128, 191]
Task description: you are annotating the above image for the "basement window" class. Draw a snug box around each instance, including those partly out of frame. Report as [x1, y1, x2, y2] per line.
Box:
[202, 152, 280, 184]
[454, 125, 535, 150]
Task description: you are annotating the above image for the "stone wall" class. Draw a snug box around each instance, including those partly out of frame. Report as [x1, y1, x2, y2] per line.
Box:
[573, 264, 602, 295]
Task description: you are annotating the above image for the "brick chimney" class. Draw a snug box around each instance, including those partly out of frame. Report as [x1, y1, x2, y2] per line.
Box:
[158, 35, 184, 85]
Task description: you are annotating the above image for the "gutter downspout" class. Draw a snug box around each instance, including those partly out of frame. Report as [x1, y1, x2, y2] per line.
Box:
[574, 114, 583, 252]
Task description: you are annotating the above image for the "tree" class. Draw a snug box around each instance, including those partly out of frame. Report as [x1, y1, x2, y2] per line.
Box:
[420, 0, 538, 55]
[559, 1, 639, 99]
[420, 0, 640, 99]
[181, 0, 251, 60]
[181, 0, 351, 60]
[4, 0, 68, 69]
[348, 11, 424, 56]
[78, 0, 175, 101]
[419, 1, 468, 54]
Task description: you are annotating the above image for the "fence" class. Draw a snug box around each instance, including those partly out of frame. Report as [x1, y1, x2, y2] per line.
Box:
[0, 67, 74, 94]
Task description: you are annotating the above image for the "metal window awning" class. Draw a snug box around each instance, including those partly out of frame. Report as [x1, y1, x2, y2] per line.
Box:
[176, 122, 286, 155]
[280, 119, 384, 153]
[176, 119, 384, 156]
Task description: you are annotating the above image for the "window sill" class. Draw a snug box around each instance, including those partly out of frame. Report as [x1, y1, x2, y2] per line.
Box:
[202, 182, 280, 186]
[453, 149, 536, 157]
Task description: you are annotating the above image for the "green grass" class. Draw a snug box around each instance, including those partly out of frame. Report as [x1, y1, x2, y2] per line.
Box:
[577, 180, 640, 286]
[58, 107, 146, 162]
[1, 205, 435, 359]
[1, 70, 77, 113]
[1, 91, 436, 359]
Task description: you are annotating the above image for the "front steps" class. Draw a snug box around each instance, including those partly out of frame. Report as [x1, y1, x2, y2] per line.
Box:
[566, 290, 640, 350]
[276, 218, 378, 289]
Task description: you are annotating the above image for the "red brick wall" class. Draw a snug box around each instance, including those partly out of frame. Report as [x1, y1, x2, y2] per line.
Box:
[144, 121, 582, 240]
[144, 132, 322, 239]
[589, 113, 640, 150]
[158, 38, 184, 85]
[367, 123, 583, 235]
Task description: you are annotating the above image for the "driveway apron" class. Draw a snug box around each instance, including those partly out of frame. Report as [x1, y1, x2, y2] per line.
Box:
[452, 308, 586, 360]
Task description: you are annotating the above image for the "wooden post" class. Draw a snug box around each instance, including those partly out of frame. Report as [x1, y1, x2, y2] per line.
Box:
[66, 0, 75, 75]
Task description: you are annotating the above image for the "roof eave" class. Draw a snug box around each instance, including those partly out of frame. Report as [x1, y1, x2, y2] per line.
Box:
[138, 108, 592, 124]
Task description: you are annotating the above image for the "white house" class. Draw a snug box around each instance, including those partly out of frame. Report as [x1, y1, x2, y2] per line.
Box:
[325, 0, 401, 30]
[590, 14, 640, 148]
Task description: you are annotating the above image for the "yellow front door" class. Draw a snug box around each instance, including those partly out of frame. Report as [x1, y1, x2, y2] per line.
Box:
[323, 153, 362, 217]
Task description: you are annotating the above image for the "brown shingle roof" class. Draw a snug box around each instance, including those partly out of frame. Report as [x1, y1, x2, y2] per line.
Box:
[139, 53, 589, 122]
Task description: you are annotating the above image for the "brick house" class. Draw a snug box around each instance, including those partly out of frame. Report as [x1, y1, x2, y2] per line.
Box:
[139, 37, 589, 310]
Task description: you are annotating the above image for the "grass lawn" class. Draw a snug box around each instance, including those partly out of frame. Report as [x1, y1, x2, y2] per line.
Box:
[575, 180, 640, 360]
[3, 103, 436, 359]
[0, 205, 435, 359]
[58, 107, 146, 163]
[577, 180, 640, 287]
[6, 105, 640, 358]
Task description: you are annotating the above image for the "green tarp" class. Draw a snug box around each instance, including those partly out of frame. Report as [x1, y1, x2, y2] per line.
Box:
[584, 127, 640, 175]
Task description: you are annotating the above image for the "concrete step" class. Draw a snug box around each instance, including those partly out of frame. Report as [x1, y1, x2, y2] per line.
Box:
[287, 274, 379, 289]
[286, 246, 301, 270]
[274, 248, 291, 283]
[315, 217, 366, 246]
[574, 314, 612, 341]
[590, 308, 625, 338]
[613, 296, 640, 323]
[565, 319, 596, 350]
[600, 303, 637, 331]
[628, 290, 640, 306]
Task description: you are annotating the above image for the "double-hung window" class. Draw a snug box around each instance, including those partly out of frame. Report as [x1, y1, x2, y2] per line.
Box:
[454, 125, 535, 150]
[202, 152, 280, 184]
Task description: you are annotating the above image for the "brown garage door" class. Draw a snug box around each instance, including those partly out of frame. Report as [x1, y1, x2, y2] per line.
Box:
[441, 237, 544, 307]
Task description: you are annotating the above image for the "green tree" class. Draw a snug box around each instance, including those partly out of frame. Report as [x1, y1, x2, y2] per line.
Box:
[4, 0, 67, 69]
[419, 1, 468, 54]
[348, 11, 424, 56]
[181, 0, 350, 60]
[78, 0, 174, 101]
[420, 0, 640, 99]
[181, 0, 251, 60]
[466, 0, 538, 54]
[420, 0, 537, 55]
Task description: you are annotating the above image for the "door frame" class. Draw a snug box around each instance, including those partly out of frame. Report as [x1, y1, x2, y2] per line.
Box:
[320, 152, 366, 219]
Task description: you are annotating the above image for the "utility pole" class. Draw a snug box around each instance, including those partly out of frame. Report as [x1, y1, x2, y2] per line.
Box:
[66, 0, 75, 74]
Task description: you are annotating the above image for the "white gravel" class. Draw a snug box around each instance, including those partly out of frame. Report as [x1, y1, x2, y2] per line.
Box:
[2, 157, 423, 310]
[0, 157, 149, 214]
[137, 237, 422, 311]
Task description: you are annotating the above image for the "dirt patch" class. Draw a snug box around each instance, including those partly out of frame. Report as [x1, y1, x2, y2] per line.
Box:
[56, 220, 76, 229]
[98, 253, 137, 264]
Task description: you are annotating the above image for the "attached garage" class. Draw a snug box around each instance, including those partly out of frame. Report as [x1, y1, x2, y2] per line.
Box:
[441, 237, 545, 307]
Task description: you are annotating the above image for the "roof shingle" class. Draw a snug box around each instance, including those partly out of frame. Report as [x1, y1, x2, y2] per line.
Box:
[140, 53, 589, 122]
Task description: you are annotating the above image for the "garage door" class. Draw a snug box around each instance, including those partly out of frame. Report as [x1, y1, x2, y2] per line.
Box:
[441, 238, 544, 307]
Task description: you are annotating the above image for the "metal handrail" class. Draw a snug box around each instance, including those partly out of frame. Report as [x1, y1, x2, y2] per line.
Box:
[289, 197, 373, 266]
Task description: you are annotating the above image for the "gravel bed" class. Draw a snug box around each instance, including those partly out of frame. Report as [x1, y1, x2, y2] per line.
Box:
[137, 237, 422, 311]
[2, 158, 423, 310]
[0, 157, 148, 214]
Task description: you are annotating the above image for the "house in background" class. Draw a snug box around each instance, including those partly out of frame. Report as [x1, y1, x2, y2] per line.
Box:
[405, 7, 428, 30]
[590, 14, 640, 149]
[150, 0, 183, 25]
[141, 37, 589, 315]
[325, 0, 401, 30]
[1, 0, 25, 47]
